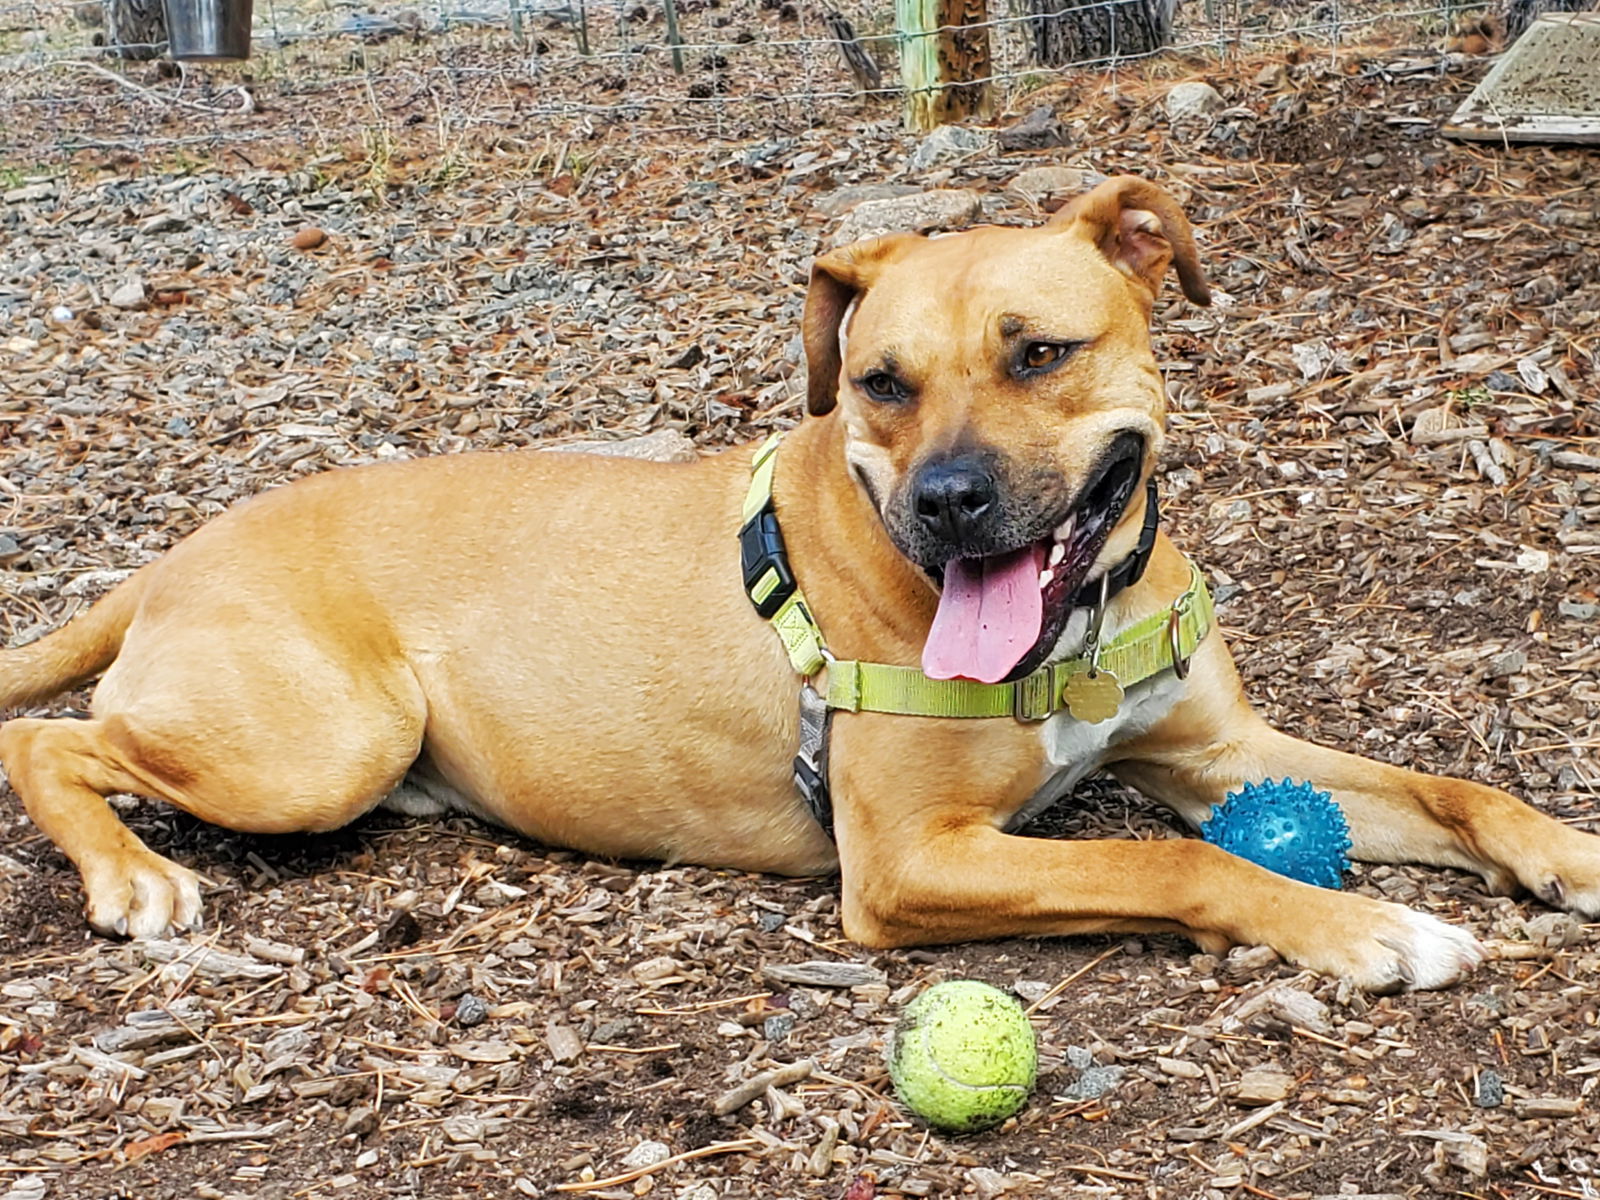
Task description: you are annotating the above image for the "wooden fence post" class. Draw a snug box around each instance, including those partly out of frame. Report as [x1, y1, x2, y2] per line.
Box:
[897, 0, 992, 131]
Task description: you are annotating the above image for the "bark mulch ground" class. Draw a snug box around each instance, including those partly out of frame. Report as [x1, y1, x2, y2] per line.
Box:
[3, 31, 1600, 1200]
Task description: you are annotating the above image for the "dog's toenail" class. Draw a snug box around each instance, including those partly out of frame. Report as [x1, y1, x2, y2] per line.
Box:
[114, 917, 128, 936]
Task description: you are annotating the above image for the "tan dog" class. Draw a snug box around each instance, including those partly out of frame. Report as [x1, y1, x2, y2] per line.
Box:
[3, 177, 1597, 991]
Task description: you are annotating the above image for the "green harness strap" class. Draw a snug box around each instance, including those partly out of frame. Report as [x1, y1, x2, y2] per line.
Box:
[741, 432, 1215, 721]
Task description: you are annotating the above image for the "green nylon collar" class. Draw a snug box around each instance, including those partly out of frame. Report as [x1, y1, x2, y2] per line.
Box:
[742, 433, 1215, 720]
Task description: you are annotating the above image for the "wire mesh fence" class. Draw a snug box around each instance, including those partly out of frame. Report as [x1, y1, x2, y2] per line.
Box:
[0, 0, 1496, 162]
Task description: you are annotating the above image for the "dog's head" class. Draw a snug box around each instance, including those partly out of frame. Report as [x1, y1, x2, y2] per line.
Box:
[802, 176, 1210, 684]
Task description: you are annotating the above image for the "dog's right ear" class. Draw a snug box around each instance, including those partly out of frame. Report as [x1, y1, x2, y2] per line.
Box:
[803, 234, 920, 417]
[1050, 176, 1211, 309]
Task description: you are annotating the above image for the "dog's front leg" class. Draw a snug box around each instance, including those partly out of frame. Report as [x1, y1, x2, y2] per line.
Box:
[1110, 637, 1600, 921]
[828, 711, 1483, 992]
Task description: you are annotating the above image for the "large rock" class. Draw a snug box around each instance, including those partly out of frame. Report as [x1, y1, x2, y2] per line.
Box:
[997, 106, 1067, 151]
[828, 188, 983, 247]
[548, 429, 697, 462]
[1165, 80, 1224, 122]
[1006, 166, 1106, 212]
[814, 183, 923, 218]
[908, 125, 993, 172]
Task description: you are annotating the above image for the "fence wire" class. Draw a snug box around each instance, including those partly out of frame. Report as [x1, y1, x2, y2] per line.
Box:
[0, 0, 1493, 161]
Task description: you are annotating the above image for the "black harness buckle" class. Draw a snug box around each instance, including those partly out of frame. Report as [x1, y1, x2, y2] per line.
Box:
[739, 503, 797, 620]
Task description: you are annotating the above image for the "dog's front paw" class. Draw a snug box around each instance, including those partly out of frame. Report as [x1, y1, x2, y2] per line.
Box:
[1280, 896, 1484, 993]
[1516, 828, 1600, 920]
[81, 850, 204, 939]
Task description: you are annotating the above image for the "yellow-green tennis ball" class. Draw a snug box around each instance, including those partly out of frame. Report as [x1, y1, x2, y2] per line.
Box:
[888, 980, 1038, 1132]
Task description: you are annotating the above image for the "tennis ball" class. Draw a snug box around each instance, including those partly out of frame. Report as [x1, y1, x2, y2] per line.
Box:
[887, 980, 1038, 1132]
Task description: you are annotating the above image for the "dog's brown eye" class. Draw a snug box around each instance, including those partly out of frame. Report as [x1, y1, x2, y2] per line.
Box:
[859, 371, 906, 403]
[1024, 342, 1066, 370]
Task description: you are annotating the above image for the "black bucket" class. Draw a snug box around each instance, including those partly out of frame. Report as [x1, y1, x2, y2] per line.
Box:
[163, 0, 253, 60]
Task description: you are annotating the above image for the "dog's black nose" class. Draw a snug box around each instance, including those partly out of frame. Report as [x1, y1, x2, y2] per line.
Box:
[913, 457, 999, 545]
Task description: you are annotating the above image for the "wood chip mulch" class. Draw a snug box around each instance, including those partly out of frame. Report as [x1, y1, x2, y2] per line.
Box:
[3, 33, 1600, 1200]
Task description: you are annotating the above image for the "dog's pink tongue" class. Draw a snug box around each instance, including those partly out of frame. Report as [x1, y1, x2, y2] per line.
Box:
[922, 546, 1045, 684]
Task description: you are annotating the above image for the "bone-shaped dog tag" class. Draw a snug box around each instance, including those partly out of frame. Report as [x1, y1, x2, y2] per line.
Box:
[1063, 671, 1123, 724]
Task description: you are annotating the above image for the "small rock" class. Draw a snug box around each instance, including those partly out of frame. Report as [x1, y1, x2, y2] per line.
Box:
[1065, 1045, 1093, 1070]
[292, 227, 328, 251]
[109, 278, 148, 310]
[763, 1012, 797, 1042]
[1362, 152, 1387, 168]
[1474, 1068, 1503, 1108]
[1060, 1064, 1124, 1100]
[0, 534, 22, 563]
[50, 305, 74, 322]
[1486, 369, 1520, 390]
[996, 106, 1066, 151]
[908, 125, 993, 172]
[544, 1020, 584, 1064]
[620, 1139, 672, 1169]
[1165, 80, 1224, 122]
[1558, 599, 1599, 620]
[1235, 1067, 1296, 1106]
[455, 993, 489, 1027]
[829, 188, 983, 247]
[1488, 649, 1526, 678]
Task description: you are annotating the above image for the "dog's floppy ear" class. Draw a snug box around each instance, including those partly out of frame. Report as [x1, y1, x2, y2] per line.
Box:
[803, 233, 921, 416]
[1051, 177, 1211, 308]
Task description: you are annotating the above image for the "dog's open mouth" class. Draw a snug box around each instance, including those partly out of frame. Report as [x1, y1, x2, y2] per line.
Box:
[921, 434, 1145, 685]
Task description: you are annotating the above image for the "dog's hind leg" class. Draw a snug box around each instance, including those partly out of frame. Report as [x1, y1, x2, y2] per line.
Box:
[0, 716, 205, 937]
[0, 644, 426, 937]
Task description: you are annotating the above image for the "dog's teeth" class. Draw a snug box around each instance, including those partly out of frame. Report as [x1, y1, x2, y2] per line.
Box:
[1038, 569, 1053, 589]
[1048, 542, 1065, 567]
[1053, 514, 1076, 542]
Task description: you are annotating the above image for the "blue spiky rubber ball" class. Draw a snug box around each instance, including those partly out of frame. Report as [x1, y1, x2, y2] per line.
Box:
[1200, 779, 1351, 889]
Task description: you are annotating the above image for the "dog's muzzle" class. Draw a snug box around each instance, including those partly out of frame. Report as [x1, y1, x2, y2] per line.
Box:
[908, 432, 1149, 685]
